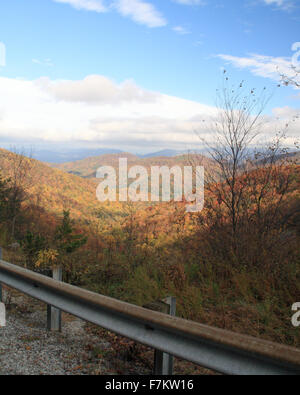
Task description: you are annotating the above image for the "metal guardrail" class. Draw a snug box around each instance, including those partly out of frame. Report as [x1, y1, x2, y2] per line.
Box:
[0, 259, 300, 375]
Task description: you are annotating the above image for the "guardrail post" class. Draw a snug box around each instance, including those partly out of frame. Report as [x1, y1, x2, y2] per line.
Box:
[0, 246, 5, 326]
[0, 247, 2, 302]
[47, 266, 62, 332]
[153, 296, 176, 375]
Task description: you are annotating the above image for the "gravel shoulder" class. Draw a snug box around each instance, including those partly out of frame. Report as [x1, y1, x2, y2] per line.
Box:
[0, 289, 212, 376]
[0, 290, 112, 375]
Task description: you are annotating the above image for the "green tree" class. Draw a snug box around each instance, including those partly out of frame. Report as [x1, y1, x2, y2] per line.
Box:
[21, 231, 47, 270]
[55, 210, 87, 254]
[54, 210, 87, 283]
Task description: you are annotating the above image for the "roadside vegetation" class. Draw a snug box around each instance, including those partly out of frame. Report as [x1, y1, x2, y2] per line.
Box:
[0, 77, 299, 350]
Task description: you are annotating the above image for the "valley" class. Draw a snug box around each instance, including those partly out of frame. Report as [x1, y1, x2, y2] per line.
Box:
[0, 146, 299, 353]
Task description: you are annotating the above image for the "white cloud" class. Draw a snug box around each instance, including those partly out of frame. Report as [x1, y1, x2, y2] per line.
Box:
[36, 75, 158, 104]
[217, 53, 300, 89]
[173, 0, 205, 5]
[0, 75, 217, 151]
[114, 0, 167, 28]
[172, 26, 190, 35]
[53, 0, 167, 28]
[262, 0, 295, 11]
[0, 75, 298, 152]
[53, 0, 107, 12]
[272, 106, 300, 119]
[32, 58, 54, 67]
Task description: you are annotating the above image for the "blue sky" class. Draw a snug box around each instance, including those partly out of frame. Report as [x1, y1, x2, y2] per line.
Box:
[0, 0, 299, 153]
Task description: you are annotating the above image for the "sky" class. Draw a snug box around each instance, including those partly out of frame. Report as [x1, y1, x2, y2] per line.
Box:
[0, 0, 299, 154]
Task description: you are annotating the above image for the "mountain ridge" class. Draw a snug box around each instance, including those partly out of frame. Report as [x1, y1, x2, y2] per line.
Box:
[5, 146, 202, 164]
[50, 151, 214, 180]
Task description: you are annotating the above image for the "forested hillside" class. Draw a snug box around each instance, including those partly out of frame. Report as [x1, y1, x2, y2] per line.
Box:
[0, 148, 126, 223]
[0, 146, 299, 349]
[51, 152, 215, 181]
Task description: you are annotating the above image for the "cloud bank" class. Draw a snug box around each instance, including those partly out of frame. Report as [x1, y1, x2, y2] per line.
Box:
[0, 75, 298, 153]
[0, 75, 216, 151]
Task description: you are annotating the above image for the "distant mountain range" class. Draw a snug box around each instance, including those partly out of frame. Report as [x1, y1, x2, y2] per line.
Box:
[2, 144, 298, 167]
[139, 149, 202, 158]
[28, 147, 202, 163]
[31, 148, 123, 164]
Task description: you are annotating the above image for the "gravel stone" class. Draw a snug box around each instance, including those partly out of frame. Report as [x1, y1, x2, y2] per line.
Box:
[0, 293, 110, 375]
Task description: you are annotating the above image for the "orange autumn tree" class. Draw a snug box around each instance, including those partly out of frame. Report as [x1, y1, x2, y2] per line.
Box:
[194, 74, 299, 269]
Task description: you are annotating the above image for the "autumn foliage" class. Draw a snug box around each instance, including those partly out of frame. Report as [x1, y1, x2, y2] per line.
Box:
[0, 146, 299, 348]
